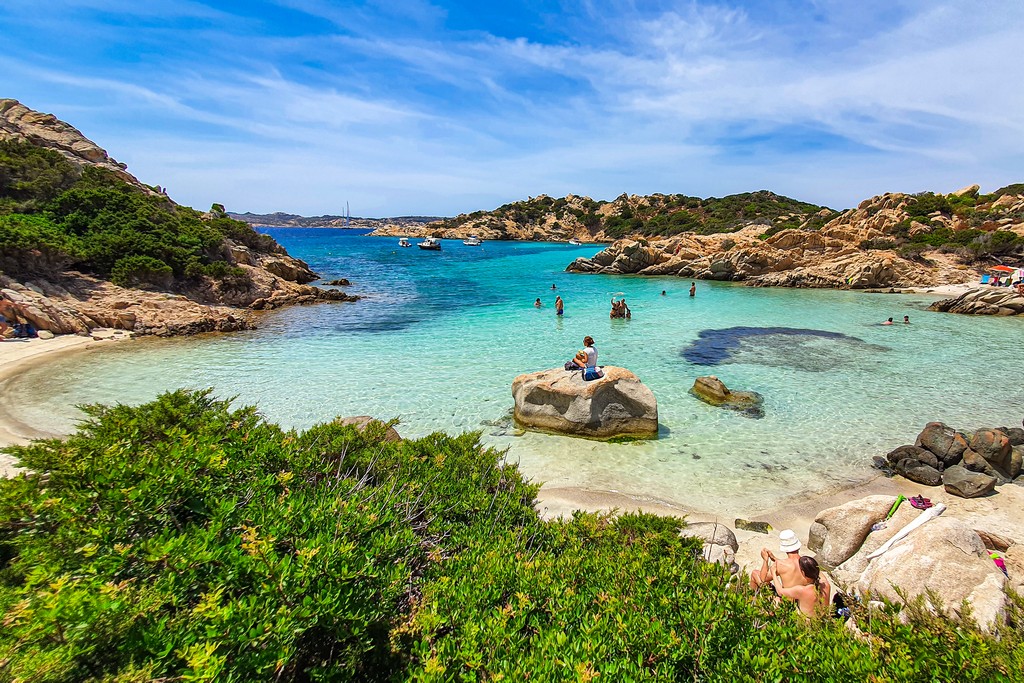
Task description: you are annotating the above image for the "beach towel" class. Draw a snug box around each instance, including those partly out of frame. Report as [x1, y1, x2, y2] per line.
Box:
[866, 503, 946, 560]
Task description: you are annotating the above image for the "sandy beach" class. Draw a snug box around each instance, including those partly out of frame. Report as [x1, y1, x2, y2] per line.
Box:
[0, 334, 132, 476]
[1, 329, 1020, 577]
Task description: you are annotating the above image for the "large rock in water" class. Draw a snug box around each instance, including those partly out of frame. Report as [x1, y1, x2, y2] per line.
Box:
[848, 517, 1007, 631]
[689, 375, 764, 419]
[512, 367, 658, 439]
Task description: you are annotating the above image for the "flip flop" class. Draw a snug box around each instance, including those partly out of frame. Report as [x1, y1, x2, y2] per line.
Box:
[909, 495, 933, 510]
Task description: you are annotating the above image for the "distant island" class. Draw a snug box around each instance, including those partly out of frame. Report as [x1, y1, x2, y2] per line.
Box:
[228, 211, 445, 230]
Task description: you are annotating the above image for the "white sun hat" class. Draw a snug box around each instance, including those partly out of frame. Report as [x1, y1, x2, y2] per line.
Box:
[779, 529, 801, 553]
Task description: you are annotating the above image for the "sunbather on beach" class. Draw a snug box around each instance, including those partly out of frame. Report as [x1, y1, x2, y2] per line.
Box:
[771, 556, 831, 618]
[749, 529, 804, 591]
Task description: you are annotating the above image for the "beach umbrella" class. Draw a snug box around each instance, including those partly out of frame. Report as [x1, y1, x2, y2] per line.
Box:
[989, 265, 1015, 273]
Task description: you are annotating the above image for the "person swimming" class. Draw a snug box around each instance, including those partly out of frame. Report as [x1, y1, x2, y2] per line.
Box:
[882, 317, 893, 325]
[534, 298, 542, 307]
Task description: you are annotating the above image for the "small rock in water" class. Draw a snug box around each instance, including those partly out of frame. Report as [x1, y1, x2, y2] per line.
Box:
[735, 518, 773, 534]
[871, 455, 895, 476]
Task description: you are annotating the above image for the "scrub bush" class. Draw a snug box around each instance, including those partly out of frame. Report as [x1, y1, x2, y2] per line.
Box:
[0, 139, 283, 288]
[1, 391, 1022, 681]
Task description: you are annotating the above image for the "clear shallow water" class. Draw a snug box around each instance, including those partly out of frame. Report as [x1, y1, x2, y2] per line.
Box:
[13, 229, 1024, 514]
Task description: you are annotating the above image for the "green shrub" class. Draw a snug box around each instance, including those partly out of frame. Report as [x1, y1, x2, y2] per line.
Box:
[110, 254, 174, 288]
[0, 145, 284, 287]
[1, 391, 1022, 681]
[860, 238, 898, 250]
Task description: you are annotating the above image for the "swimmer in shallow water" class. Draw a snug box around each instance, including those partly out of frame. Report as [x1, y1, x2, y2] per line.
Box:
[534, 298, 542, 307]
[882, 317, 893, 325]
[555, 295, 563, 316]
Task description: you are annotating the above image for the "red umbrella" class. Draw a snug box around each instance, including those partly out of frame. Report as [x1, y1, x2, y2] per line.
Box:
[989, 265, 1015, 272]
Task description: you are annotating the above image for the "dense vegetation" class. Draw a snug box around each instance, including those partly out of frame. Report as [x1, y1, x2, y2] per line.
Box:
[1, 391, 1021, 681]
[859, 190, 1024, 261]
[0, 139, 278, 287]
[438, 191, 837, 240]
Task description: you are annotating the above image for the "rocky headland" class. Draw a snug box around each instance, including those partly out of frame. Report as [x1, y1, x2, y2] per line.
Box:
[0, 99, 354, 336]
[567, 186, 1024, 295]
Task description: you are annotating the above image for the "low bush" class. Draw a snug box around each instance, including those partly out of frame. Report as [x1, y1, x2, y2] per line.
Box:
[1, 391, 1022, 681]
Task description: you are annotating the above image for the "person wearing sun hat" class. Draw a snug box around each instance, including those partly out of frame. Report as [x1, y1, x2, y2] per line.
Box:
[749, 529, 805, 591]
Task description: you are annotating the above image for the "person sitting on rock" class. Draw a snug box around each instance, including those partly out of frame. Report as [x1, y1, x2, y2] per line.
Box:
[771, 556, 832, 618]
[749, 529, 804, 592]
[572, 336, 603, 381]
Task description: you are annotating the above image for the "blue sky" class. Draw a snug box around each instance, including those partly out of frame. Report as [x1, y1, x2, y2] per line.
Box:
[1, 0, 1022, 217]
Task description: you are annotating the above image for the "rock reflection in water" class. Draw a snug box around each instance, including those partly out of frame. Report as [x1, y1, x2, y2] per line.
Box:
[682, 326, 888, 371]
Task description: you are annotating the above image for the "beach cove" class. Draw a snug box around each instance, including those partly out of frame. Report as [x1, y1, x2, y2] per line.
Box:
[5, 229, 1022, 522]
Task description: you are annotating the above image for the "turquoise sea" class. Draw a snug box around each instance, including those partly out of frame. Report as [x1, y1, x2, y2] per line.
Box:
[12, 229, 1024, 514]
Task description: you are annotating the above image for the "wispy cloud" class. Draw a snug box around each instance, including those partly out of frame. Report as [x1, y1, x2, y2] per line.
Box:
[1, 0, 1022, 215]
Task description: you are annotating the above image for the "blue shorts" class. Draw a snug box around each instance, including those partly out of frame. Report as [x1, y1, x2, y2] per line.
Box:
[556, 310, 563, 316]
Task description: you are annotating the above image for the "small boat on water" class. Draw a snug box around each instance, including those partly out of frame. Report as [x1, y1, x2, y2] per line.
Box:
[398, 237, 411, 248]
[463, 235, 483, 246]
[418, 237, 442, 250]
[568, 237, 582, 246]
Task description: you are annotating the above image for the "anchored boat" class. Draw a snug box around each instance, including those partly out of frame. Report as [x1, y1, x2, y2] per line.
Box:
[418, 237, 442, 250]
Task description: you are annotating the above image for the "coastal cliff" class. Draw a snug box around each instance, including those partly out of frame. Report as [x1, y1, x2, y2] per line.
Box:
[0, 99, 354, 336]
[567, 186, 1024, 291]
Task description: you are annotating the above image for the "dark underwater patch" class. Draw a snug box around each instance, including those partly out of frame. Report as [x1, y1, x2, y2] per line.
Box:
[682, 326, 887, 371]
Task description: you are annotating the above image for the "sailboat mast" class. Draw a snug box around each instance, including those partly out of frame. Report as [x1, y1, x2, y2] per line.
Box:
[345, 201, 350, 228]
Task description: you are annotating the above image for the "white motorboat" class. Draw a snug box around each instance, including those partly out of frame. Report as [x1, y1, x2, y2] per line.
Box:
[418, 237, 441, 250]
[463, 235, 482, 246]
[398, 237, 411, 248]
[568, 237, 582, 246]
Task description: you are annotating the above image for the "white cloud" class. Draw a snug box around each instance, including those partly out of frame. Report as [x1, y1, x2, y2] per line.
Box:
[2, 0, 1022, 215]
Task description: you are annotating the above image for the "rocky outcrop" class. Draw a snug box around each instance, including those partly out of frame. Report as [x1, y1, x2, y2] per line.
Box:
[915, 422, 968, 468]
[843, 516, 1007, 631]
[929, 287, 1024, 316]
[877, 422, 1021, 497]
[0, 98, 151, 192]
[943, 465, 997, 498]
[689, 375, 764, 419]
[0, 100, 357, 337]
[807, 495, 893, 569]
[512, 366, 658, 439]
[565, 188, 1024, 291]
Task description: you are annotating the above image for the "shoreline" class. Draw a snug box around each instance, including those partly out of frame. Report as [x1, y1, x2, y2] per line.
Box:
[0, 334, 131, 475]
[2, 323, 1020, 576]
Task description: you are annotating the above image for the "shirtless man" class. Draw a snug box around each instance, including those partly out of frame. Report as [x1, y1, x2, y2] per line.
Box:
[749, 529, 803, 591]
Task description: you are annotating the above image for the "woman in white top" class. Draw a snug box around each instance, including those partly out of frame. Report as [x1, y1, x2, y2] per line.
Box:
[573, 336, 603, 380]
